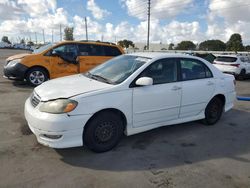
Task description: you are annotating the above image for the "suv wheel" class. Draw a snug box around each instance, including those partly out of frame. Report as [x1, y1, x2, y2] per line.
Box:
[237, 69, 246, 80]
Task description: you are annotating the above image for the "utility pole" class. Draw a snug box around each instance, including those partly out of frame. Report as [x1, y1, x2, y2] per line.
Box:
[52, 29, 54, 43]
[60, 24, 62, 41]
[42, 29, 45, 44]
[35, 32, 37, 45]
[85, 17, 88, 41]
[147, 0, 151, 50]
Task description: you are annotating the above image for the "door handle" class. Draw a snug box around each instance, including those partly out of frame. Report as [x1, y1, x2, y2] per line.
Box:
[207, 81, 214, 86]
[171, 86, 182, 91]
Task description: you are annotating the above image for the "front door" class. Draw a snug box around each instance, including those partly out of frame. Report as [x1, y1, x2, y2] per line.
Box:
[50, 44, 79, 79]
[132, 58, 181, 128]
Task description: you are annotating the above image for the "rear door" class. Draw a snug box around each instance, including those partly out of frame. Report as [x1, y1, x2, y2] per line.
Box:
[179, 58, 215, 118]
[77, 44, 123, 73]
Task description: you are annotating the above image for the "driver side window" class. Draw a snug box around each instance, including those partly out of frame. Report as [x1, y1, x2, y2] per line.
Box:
[140, 58, 177, 85]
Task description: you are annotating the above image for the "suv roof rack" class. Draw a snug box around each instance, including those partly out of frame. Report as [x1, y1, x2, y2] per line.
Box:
[79, 40, 116, 45]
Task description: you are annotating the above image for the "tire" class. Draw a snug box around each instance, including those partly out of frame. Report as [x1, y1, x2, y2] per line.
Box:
[83, 111, 124, 153]
[26, 67, 48, 86]
[237, 69, 246, 80]
[203, 97, 223, 125]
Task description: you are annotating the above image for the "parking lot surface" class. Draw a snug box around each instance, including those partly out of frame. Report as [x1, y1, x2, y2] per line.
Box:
[0, 49, 250, 188]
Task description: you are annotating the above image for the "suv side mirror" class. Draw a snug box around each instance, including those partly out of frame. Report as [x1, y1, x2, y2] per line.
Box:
[51, 50, 59, 56]
[135, 77, 153, 86]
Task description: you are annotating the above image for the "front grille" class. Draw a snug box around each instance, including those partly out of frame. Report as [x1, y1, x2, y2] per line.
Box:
[30, 92, 41, 108]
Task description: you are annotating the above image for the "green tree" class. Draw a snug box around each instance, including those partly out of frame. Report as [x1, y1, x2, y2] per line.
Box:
[199, 40, 226, 51]
[1, 36, 11, 44]
[117, 39, 135, 48]
[226, 33, 244, 52]
[168, 43, 174, 50]
[175, 41, 196, 50]
[27, 41, 34, 46]
[64, 27, 74, 41]
[20, 38, 25, 44]
[245, 45, 250, 51]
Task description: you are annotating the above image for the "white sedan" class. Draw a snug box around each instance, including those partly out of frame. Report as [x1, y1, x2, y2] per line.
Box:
[25, 53, 236, 152]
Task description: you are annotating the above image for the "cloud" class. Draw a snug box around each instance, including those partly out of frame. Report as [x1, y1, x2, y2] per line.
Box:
[73, 16, 103, 40]
[17, 0, 57, 17]
[0, 0, 25, 20]
[0, 7, 70, 42]
[121, 0, 193, 20]
[87, 0, 110, 20]
[208, 0, 250, 23]
[207, 0, 250, 44]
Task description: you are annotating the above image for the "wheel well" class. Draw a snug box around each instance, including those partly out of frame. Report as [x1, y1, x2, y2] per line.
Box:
[212, 94, 225, 107]
[84, 108, 127, 132]
[241, 69, 246, 73]
[25, 66, 50, 79]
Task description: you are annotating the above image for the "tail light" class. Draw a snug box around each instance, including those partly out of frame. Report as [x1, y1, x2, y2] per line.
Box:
[230, 64, 240, 67]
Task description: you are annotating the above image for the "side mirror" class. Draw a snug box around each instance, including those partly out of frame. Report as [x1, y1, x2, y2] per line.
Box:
[135, 77, 153, 86]
[51, 50, 59, 56]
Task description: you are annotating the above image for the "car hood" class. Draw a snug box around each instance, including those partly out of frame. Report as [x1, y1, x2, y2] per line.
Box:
[6, 53, 30, 61]
[34, 74, 113, 101]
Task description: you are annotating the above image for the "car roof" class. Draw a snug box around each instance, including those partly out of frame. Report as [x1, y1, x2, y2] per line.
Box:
[58, 40, 118, 47]
[127, 52, 199, 60]
[216, 55, 238, 58]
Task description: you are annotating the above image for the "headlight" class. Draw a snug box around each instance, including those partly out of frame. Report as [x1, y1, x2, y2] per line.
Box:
[39, 99, 78, 114]
[7, 59, 21, 67]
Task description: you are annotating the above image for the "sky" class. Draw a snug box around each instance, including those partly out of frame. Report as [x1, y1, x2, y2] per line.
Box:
[0, 0, 250, 45]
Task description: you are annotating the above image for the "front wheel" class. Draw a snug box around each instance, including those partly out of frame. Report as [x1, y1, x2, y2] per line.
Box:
[26, 67, 48, 86]
[203, 97, 223, 125]
[83, 111, 124, 153]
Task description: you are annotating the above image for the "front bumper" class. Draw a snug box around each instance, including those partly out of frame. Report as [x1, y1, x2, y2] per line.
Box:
[24, 98, 92, 148]
[3, 63, 28, 80]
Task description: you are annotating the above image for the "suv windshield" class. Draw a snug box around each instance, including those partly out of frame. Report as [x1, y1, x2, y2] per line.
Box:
[86, 55, 151, 84]
[215, 56, 237, 63]
[32, 43, 54, 54]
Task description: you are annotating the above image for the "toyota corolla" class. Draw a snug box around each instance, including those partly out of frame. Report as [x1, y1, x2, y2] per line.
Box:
[24, 53, 236, 152]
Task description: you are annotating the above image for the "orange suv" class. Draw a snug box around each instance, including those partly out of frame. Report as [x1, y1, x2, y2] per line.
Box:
[4, 41, 124, 86]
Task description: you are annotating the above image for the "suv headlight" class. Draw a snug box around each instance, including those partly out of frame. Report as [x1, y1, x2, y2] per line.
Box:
[7, 59, 21, 67]
[39, 99, 78, 114]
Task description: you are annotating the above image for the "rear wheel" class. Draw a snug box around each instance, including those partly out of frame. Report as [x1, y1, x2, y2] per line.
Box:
[83, 111, 124, 153]
[26, 67, 48, 86]
[203, 97, 223, 125]
[237, 69, 246, 80]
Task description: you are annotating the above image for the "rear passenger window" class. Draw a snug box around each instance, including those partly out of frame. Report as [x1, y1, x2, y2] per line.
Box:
[103, 46, 122, 56]
[78, 44, 104, 56]
[180, 59, 212, 81]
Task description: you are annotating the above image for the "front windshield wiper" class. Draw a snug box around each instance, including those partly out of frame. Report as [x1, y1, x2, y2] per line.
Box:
[86, 72, 115, 84]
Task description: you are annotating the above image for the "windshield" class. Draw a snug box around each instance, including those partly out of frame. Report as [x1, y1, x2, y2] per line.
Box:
[32, 43, 54, 54]
[86, 55, 151, 84]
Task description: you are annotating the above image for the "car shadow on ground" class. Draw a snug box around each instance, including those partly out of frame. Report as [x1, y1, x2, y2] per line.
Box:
[55, 109, 250, 171]
[12, 80, 33, 89]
